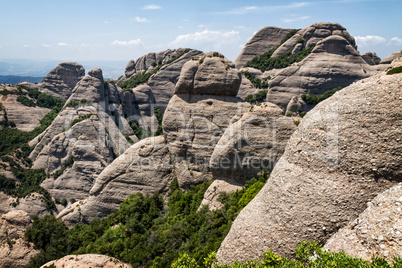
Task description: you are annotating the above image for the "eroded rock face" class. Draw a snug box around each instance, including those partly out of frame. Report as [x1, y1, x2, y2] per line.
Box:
[40, 254, 132, 268]
[0, 210, 39, 268]
[217, 59, 402, 263]
[163, 53, 249, 187]
[268, 35, 377, 111]
[210, 102, 297, 185]
[234, 27, 293, 69]
[30, 68, 131, 200]
[25, 62, 85, 100]
[380, 50, 402, 64]
[362, 52, 381, 65]
[325, 183, 402, 262]
[59, 136, 173, 226]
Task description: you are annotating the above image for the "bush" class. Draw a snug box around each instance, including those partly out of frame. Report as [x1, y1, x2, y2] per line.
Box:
[301, 86, 342, 105]
[245, 90, 267, 103]
[386, 66, 402, 75]
[243, 72, 268, 89]
[17, 96, 36, 107]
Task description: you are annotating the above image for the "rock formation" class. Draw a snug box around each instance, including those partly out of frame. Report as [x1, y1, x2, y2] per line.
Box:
[217, 58, 402, 263]
[40, 254, 132, 268]
[234, 27, 294, 69]
[24, 62, 85, 100]
[59, 136, 173, 226]
[380, 50, 402, 64]
[0, 210, 39, 268]
[163, 53, 249, 187]
[325, 182, 402, 262]
[0, 84, 51, 132]
[268, 35, 376, 112]
[30, 68, 131, 200]
[362, 52, 381, 65]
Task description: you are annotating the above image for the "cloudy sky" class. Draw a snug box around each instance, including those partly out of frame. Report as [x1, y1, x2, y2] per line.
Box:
[0, 0, 401, 65]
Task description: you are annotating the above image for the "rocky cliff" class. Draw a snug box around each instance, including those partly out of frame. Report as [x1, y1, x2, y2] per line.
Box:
[41, 254, 132, 268]
[216, 58, 402, 263]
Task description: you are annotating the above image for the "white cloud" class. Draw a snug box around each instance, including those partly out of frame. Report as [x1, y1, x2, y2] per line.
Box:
[143, 4, 161, 10]
[388, 37, 402, 46]
[281, 16, 310, 23]
[133, 16, 150, 23]
[218, 2, 309, 15]
[170, 30, 241, 51]
[23, 44, 31, 48]
[58, 42, 71, 47]
[111, 39, 142, 47]
[355, 35, 386, 47]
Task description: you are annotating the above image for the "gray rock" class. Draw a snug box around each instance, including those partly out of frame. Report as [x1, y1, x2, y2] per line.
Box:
[59, 136, 173, 226]
[325, 183, 402, 262]
[268, 35, 376, 110]
[0, 192, 50, 217]
[380, 50, 402, 64]
[362, 52, 381, 65]
[217, 62, 402, 263]
[199, 179, 242, 211]
[40, 254, 132, 268]
[210, 102, 297, 185]
[234, 27, 294, 69]
[28, 62, 85, 100]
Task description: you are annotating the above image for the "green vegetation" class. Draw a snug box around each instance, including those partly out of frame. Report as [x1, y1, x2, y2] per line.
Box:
[68, 113, 96, 129]
[154, 108, 163, 136]
[25, 171, 269, 268]
[173, 241, 402, 268]
[16, 95, 35, 107]
[119, 49, 192, 91]
[245, 90, 267, 103]
[66, 99, 91, 108]
[15, 85, 65, 109]
[129, 120, 146, 140]
[245, 47, 314, 72]
[301, 86, 343, 105]
[243, 72, 268, 89]
[386, 66, 402, 75]
[51, 155, 74, 179]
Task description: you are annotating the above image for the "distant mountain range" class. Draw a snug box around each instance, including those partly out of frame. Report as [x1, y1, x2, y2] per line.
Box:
[0, 75, 44, 85]
[0, 59, 127, 80]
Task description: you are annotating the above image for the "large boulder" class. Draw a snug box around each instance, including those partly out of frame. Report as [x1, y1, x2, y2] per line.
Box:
[59, 136, 174, 226]
[0, 211, 39, 268]
[325, 183, 402, 262]
[40, 254, 132, 268]
[24, 62, 85, 100]
[217, 59, 402, 263]
[163, 53, 249, 187]
[267, 35, 377, 111]
[362, 52, 381, 65]
[380, 50, 402, 65]
[234, 27, 294, 69]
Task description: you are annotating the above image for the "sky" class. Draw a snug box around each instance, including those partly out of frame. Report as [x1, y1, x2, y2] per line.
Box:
[0, 0, 401, 75]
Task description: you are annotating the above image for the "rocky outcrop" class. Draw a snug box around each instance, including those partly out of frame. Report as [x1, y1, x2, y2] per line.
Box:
[217, 59, 402, 263]
[0, 192, 50, 217]
[210, 102, 297, 185]
[199, 179, 242, 210]
[163, 53, 249, 187]
[268, 35, 377, 111]
[380, 50, 402, 64]
[362, 52, 381, 65]
[40, 254, 132, 268]
[325, 183, 402, 262]
[0, 210, 39, 268]
[0, 84, 51, 132]
[59, 136, 174, 226]
[30, 68, 131, 200]
[24, 62, 85, 100]
[234, 27, 293, 69]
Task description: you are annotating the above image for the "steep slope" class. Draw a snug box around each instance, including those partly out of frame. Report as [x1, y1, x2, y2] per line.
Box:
[217, 58, 402, 263]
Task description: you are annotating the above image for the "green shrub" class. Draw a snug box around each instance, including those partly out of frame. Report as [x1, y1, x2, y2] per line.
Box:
[243, 72, 268, 89]
[301, 86, 343, 105]
[386, 66, 402, 75]
[245, 90, 267, 103]
[154, 108, 164, 136]
[17, 96, 36, 107]
[68, 113, 96, 129]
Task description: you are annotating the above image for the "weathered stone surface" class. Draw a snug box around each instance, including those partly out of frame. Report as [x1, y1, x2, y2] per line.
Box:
[362, 52, 381, 65]
[268, 35, 376, 110]
[0, 210, 39, 268]
[175, 53, 241, 96]
[40, 254, 132, 268]
[234, 27, 293, 69]
[210, 102, 297, 184]
[25, 62, 85, 100]
[199, 179, 242, 211]
[325, 183, 402, 262]
[59, 136, 174, 226]
[380, 50, 402, 64]
[0, 192, 50, 217]
[30, 69, 131, 200]
[0, 84, 51, 131]
[217, 60, 402, 263]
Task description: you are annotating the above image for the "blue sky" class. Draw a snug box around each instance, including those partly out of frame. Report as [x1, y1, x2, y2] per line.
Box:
[0, 0, 401, 65]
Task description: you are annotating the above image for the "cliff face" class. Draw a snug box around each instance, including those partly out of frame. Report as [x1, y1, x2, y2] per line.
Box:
[216, 58, 402, 263]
